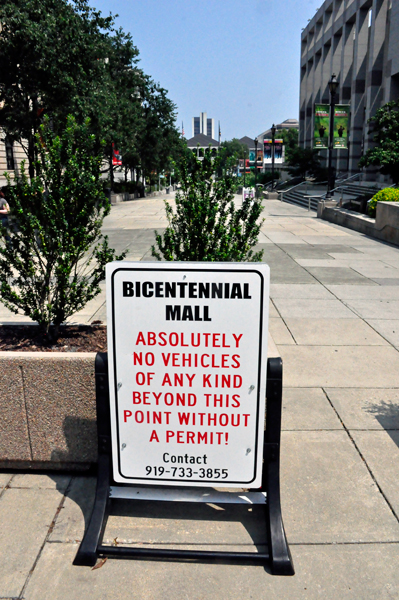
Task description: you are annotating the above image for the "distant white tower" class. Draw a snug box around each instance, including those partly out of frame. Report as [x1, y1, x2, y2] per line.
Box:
[192, 112, 215, 139]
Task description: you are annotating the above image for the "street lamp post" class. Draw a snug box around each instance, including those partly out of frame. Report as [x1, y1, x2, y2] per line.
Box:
[271, 124, 276, 189]
[254, 137, 258, 196]
[326, 73, 338, 199]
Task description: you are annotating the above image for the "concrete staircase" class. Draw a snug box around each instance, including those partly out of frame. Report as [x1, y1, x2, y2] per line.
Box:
[279, 184, 325, 212]
[279, 181, 382, 213]
[336, 182, 380, 198]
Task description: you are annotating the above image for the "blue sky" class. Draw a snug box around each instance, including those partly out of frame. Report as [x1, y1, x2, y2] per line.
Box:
[89, 0, 321, 140]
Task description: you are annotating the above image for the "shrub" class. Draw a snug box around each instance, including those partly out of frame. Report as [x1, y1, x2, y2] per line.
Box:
[0, 116, 126, 342]
[152, 149, 264, 262]
[367, 187, 399, 217]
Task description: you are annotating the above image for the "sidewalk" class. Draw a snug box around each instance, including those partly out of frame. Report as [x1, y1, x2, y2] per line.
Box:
[1, 196, 399, 599]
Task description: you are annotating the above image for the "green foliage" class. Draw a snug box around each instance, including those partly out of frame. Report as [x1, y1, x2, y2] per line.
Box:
[274, 128, 298, 162]
[0, 0, 181, 185]
[286, 146, 321, 179]
[257, 171, 280, 185]
[152, 149, 264, 262]
[367, 187, 399, 217]
[237, 170, 279, 188]
[359, 101, 399, 183]
[0, 116, 126, 340]
[130, 81, 182, 183]
[215, 139, 249, 177]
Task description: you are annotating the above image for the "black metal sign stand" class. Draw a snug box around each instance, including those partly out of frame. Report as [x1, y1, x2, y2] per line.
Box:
[73, 352, 294, 576]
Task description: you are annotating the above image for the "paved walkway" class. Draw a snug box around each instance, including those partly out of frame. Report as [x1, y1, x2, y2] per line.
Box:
[1, 195, 399, 599]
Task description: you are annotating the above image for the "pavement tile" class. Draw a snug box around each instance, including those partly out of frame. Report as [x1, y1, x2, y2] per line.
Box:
[269, 300, 280, 317]
[365, 319, 399, 348]
[280, 245, 362, 258]
[325, 388, 399, 430]
[350, 264, 399, 279]
[270, 284, 334, 299]
[305, 267, 374, 285]
[379, 257, 399, 268]
[372, 278, 399, 285]
[351, 430, 399, 517]
[10, 474, 71, 491]
[282, 388, 342, 430]
[265, 233, 308, 244]
[284, 318, 388, 346]
[278, 345, 399, 387]
[268, 318, 295, 345]
[49, 476, 96, 543]
[0, 473, 12, 488]
[23, 539, 399, 600]
[326, 284, 399, 299]
[103, 500, 266, 549]
[300, 236, 355, 245]
[327, 252, 381, 260]
[343, 299, 399, 320]
[0, 488, 62, 597]
[280, 431, 399, 543]
[295, 259, 349, 267]
[272, 298, 357, 319]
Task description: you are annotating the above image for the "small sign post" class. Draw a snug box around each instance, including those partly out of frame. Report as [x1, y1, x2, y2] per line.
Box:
[74, 262, 294, 575]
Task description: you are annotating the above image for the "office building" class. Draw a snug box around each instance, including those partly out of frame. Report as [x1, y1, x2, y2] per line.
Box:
[300, 0, 399, 179]
[192, 113, 215, 139]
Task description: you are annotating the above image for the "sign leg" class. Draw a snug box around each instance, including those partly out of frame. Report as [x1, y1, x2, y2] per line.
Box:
[263, 358, 295, 576]
[74, 353, 112, 567]
[73, 454, 111, 566]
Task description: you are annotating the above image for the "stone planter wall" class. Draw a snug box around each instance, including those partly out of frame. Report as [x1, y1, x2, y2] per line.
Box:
[318, 200, 399, 247]
[0, 352, 97, 470]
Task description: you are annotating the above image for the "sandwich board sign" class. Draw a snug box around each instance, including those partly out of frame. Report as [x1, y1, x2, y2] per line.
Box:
[106, 262, 269, 488]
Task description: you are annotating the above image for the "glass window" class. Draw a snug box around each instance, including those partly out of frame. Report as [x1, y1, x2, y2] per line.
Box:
[5, 138, 15, 171]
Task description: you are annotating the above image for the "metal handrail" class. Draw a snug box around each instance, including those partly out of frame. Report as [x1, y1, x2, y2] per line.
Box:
[335, 172, 362, 185]
[278, 180, 329, 202]
[277, 181, 307, 201]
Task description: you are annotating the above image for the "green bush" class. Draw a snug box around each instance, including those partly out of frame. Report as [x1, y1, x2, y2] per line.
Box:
[0, 116, 126, 342]
[152, 149, 264, 262]
[367, 187, 399, 217]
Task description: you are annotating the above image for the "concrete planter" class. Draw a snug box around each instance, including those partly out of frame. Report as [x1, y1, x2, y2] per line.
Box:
[319, 200, 399, 247]
[0, 352, 97, 470]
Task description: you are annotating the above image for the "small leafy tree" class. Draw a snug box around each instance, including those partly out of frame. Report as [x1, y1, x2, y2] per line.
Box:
[0, 116, 126, 341]
[274, 128, 298, 163]
[359, 101, 399, 183]
[217, 139, 249, 176]
[152, 148, 264, 262]
[286, 146, 322, 179]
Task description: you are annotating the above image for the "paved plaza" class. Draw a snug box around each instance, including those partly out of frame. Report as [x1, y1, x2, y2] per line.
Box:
[1, 194, 399, 598]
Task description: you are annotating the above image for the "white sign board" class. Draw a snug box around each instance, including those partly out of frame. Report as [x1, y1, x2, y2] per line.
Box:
[106, 262, 270, 488]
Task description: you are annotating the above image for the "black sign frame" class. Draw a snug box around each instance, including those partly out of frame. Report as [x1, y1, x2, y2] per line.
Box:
[73, 352, 295, 576]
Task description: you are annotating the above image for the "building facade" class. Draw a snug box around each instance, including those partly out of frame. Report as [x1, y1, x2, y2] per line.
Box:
[300, 0, 399, 179]
[192, 113, 215, 139]
[186, 133, 219, 160]
[0, 132, 25, 187]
